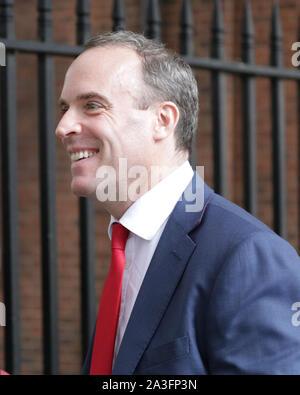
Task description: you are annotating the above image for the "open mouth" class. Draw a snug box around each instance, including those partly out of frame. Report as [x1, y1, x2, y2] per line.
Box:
[70, 149, 99, 162]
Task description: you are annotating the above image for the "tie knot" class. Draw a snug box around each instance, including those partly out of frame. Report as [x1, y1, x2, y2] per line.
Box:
[111, 223, 129, 251]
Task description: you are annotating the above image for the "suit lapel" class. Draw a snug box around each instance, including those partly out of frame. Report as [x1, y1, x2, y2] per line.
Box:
[112, 174, 214, 374]
[112, 216, 196, 374]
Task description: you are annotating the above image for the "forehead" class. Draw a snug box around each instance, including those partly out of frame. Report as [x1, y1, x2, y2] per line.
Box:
[62, 46, 143, 100]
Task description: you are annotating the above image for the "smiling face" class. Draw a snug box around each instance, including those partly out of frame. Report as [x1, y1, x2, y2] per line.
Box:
[55, 46, 156, 203]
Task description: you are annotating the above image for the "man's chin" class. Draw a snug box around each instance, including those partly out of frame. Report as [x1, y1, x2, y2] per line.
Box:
[71, 178, 97, 200]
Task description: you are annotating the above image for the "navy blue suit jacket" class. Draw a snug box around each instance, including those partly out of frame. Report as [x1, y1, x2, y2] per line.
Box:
[83, 172, 300, 374]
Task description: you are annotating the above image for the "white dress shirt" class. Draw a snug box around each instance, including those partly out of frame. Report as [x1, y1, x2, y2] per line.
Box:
[107, 160, 194, 366]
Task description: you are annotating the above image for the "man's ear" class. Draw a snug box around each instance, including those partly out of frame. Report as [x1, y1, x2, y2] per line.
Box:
[153, 101, 180, 142]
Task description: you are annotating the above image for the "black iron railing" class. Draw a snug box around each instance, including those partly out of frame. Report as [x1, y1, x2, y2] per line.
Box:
[0, 0, 299, 375]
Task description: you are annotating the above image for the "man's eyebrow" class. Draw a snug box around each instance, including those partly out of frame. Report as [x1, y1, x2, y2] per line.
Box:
[58, 91, 112, 108]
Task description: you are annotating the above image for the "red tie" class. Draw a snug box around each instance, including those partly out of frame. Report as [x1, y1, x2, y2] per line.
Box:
[90, 223, 129, 375]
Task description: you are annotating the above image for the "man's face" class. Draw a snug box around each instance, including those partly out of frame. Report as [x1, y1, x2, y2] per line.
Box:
[55, 46, 155, 199]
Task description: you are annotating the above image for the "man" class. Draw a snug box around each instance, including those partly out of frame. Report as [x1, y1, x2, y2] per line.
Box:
[55, 31, 300, 375]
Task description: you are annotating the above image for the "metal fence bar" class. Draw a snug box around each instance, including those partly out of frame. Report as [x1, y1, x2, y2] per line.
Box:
[37, 0, 59, 374]
[270, 2, 286, 238]
[211, 0, 227, 197]
[112, 0, 126, 32]
[76, 0, 91, 45]
[241, 0, 257, 216]
[179, 0, 194, 58]
[184, 57, 300, 79]
[0, 0, 20, 375]
[75, 0, 96, 364]
[79, 197, 96, 362]
[145, 0, 161, 41]
[1, 38, 83, 56]
[179, 0, 196, 169]
[1, 37, 300, 79]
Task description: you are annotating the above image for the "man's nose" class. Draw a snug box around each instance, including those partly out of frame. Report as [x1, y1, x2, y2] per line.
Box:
[55, 113, 82, 140]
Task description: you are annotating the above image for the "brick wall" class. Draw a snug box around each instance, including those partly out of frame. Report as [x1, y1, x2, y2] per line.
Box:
[0, 0, 299, 374]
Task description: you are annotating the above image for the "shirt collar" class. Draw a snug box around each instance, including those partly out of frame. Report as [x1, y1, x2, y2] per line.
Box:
[108, 161, 194, 241]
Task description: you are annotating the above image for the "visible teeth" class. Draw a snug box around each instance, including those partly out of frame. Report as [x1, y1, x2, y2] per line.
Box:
[70, 151, 98, 162]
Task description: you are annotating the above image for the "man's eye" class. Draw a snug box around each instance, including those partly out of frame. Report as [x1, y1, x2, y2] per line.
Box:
[86, 102, 101, 110]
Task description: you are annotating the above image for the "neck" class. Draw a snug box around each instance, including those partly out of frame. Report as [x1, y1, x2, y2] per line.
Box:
[99, 155, 189, 220]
